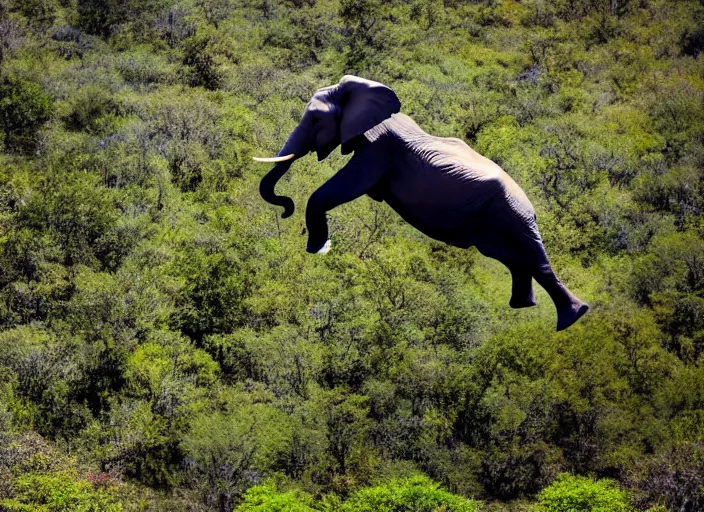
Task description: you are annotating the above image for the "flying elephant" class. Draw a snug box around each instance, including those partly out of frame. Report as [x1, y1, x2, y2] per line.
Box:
[255, 75, 589, 331]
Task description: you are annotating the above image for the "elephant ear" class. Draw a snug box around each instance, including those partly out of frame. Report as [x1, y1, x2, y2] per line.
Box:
[338, 75, 401, 145]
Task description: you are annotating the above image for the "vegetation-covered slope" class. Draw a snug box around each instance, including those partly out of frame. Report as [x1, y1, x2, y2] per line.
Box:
[0, 0, 703, 510]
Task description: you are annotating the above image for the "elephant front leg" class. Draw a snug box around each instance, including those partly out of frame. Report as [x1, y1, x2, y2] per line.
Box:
[305, 191, 332, 253]
[304, 147, 389, 254]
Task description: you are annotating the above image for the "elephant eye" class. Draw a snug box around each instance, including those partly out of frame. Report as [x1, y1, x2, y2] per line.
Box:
[311, 117, 320, 126]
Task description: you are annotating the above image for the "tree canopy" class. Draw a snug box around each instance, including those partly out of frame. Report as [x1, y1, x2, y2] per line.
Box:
[0, 0, 703, 510]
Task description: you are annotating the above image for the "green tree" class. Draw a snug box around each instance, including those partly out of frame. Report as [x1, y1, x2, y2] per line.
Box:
[182, 395, 293, 511]
[339, 0, 384, 70]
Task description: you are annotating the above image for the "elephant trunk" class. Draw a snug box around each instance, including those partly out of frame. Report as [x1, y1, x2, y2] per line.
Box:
[259, 160, 296, 218]
[258, 124, 310, 219]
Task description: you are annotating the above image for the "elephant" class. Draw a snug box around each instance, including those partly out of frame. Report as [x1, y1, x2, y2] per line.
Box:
[255, 75, 589, 331]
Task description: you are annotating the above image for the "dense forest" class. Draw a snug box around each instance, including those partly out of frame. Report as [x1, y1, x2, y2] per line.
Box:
[0, 0, 703, 510]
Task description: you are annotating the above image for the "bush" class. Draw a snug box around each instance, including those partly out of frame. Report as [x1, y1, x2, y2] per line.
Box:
[0, 471, 123, 511]
[77, 0, 168, 37]
[12, 0, 58, 27]
[340, 475, 481, 512]
[629, 443, 704, 512]
[235, 482, 317, 512]
[144, 91, 226, 192]
[480, 443, 557, 500]
[15, 171, 118, 268]
[181, 30, 235, 90]
[0, 75, 53, 153]
[537, 474, 630, 512]
[63, 85, 121, 134]
[235, 476, 481, 512]
[182, 401, 293, 510]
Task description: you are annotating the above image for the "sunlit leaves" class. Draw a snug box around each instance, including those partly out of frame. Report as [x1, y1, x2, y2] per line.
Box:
[0, 0, 703, 509]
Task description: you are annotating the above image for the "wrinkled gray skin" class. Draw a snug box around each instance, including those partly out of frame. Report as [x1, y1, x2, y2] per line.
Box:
[259, 75, 589, 331]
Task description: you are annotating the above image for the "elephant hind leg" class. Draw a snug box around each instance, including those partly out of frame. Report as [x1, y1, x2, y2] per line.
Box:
[499, 229, 589, 330]
[508, 266, 537, 309]
[532, 264, 589, 331]
[472, 227, 588, 330]
[473, 236, 536, 309]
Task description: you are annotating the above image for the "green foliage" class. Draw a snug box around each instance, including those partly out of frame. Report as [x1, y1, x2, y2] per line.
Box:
[1, 0, 703, 510]
[76, 0, 167, 38]
[12, 171, 119, 269]
[182, 29, 235, 90]
[0, 471, 123, 512]
[537, 473, 630, 512]
[628, 442, 704, 512]
[183, 392, 294, 510]
[315, 389, 375, 491]
[11, 0, 57, 28]
[0, 74, 53, 153]
[339, 0, 385, 70]
[63, 85, 122, 134]
[235, 481, 318, 512]
[339, 475, 481, 512]
[235, 476, 480, 512]
[0, 430, 126, 510]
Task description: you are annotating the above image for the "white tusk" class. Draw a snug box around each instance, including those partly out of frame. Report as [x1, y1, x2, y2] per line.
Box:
[252, 153, 295, 163]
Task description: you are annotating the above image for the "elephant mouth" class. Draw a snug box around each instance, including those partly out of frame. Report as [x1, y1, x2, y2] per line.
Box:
[316, 141, 338, 161]
[252, 153, 295, 163]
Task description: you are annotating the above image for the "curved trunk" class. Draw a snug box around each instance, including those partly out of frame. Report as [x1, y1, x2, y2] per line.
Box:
[259, 124, 310, 219]
[259, 160, 296, 218]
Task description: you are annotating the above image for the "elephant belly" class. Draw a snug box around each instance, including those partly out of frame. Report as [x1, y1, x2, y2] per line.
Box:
[383, 171, 536, 249]
[385, 168, 503, 232]
[383, 192, 492, 249]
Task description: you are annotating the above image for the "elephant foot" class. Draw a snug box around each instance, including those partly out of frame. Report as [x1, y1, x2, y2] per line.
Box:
[316, 239, 331, 254]
[306, 239, 331, 254]
[556, 302, 590, 331]
[509, 297, 537, 309]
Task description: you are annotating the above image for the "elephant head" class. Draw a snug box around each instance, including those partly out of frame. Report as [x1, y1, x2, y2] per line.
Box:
[256, 75, 401, 218]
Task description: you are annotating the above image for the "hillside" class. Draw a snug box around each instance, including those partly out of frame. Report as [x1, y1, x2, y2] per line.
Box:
[0, 0, 703, 510]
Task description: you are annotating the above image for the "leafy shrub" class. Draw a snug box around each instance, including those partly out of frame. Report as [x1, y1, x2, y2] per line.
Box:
[76, 0, 121, 36]
[183, 400, 293, 510]
[480, 443, 557, 500]
[0, 471, 123, 511]
[153, 6, 195, 48]
[49, 26, 93, 60]
[196, 0, 234, 27]
[63, 85, 122, 134]
[0, 75, 53, 153]
[235, 476, 481, 512]
[116, 50, 176, 87]
[181, 29, 235, 90]
[235, 482, 317, 512]
[537, 474, 630, 512]
[77, 0, 167, 37]
[680, 24, 704, 57]
[15, 171, 118, 268]
[339, 0, 385, 70]
[11, 0, 58, 27]
[339, 475, 481, 512]
[629, 443, 704, 512]
[144, 91, 226, 192]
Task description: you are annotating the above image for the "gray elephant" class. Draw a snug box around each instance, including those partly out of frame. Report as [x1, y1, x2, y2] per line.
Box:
[256, 75, 589, 331]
